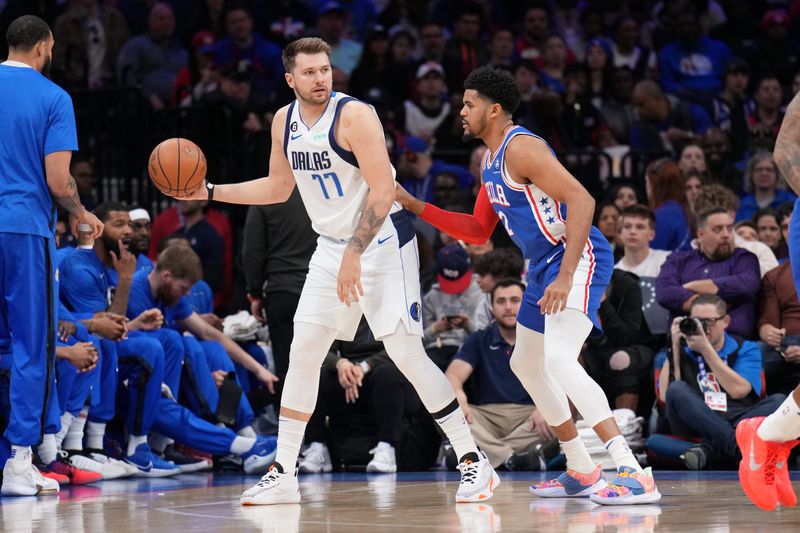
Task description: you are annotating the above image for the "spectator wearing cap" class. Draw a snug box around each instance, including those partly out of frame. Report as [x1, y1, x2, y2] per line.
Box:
[394, 62, 450, 141]
[749, 9, 799, 86]
[658, 9, 732, 104]
[316, 1, 363, 76]
[422, 244, 484, 369]
[117, 2, 189, 109]
[53, 0, 130, 90]
[395, 136, 473, 205]
[442, 2, 489, 91]
[172, 30, 219, 107]
[710, 57, 750, 162]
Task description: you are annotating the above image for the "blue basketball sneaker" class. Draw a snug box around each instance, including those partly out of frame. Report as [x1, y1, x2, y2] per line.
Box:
[529, 464, 607, 497]
[243, 436, 278, 475]
[124, 443, 181, 477]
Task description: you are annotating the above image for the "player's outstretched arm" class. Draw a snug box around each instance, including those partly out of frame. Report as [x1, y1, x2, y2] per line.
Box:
[775, 92, 800, 195]
[178, 106, 296, 205]
[506, 136, 595, 313]
[397, 183, 498, 244]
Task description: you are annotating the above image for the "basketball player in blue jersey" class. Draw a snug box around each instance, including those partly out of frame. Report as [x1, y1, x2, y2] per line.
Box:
[735, 90, 800, 511]
[396, 67, 660, 505]
[0, 15, 104, 497]
[176, 37, 497, 505]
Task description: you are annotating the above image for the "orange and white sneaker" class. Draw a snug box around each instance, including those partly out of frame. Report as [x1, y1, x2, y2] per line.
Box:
[775, 439, 800, 508]
[589, 467, 661, 505]
[529, 464, 606, 498]
[736, 417, 780, 511]
[455, 452, 500, 503]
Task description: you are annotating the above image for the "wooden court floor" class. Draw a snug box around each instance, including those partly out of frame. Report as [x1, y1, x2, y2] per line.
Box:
[1, 471, 799, 532]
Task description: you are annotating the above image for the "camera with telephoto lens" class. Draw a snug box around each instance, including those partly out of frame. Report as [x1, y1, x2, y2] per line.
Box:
[679, 317, 706, 336]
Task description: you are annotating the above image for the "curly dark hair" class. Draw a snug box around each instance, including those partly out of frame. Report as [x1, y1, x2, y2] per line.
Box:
[464, 66, 522, 114]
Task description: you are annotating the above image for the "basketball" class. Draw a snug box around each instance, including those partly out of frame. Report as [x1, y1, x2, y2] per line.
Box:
[148, 137, 207, 196]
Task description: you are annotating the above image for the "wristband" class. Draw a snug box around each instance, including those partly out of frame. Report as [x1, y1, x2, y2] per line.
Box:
[206, 182, 215, 202]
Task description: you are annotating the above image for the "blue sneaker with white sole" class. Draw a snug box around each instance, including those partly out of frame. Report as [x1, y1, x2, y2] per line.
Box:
[243, 436, 278, 475]
[124, 443, 181, 477]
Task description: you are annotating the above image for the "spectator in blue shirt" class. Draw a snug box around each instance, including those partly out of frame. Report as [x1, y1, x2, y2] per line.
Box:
[736, 152, 796, 222]
[658, 294, 786, 469]
[210, 5, 285, 108]
[446, 280, 555, 470]
[630, 80, 713, 157]
[646, 159, 692, 252]
[656, 207, 762, 339]
[658, 10, 732, 103]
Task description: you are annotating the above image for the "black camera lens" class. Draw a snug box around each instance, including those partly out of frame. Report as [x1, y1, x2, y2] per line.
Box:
[679, 317, 698, 336]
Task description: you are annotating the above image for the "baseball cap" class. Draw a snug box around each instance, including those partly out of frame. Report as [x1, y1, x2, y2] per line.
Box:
[320, 1, 346, 16]
[416, 61, 445, 80]
[723, 56, 750, 76]
[436, 244, 473, 295]
[402, 135, 429, 154]
[762, 9, 790, 29]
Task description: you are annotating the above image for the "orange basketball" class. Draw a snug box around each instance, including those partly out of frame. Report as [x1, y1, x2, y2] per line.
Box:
[148, 138, 207, 196]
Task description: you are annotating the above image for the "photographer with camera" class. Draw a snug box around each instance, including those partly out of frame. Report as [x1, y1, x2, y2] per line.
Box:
[658, 294, 786, 469]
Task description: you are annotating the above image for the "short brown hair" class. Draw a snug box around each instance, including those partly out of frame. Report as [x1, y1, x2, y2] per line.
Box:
[156, 245, 202, 284]
[282, 37, 331, 72]
[690, 293, 727, 316]
[620, 204, 656, 227]
[693, 184, 740, 214]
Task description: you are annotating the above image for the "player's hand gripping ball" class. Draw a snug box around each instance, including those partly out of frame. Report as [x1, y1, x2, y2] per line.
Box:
[148, 138, 207, 197]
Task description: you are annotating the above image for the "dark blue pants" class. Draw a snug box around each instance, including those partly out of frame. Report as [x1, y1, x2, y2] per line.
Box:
[665, 380, 787, 461]
[116, 337, 165, 436]
[88, 338, 118, 423]
[129, 328, 184, 398]
[234, 342, 269, 394]
[0, 233, 57, 445]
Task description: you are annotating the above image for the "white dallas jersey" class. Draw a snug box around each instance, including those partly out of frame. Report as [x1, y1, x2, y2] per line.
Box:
[284, 91, 393, 240]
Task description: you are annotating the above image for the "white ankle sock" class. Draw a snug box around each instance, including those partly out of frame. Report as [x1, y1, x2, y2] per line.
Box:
[10, 445, 31, 462]
[435, 406, 479, 461]
[230, 436, 256, 455]
[274, 416, 307, 475]
[127, 435, 148, 456]
[55, 412, 75, 448]
[85, 422, 106, 451]
[757, 393, 800, 442]
[561, 436, 596, 473]
[604, 434, 642, 472]
[63, 409, 88, 451]
[237, 426, 257, 439]
[37, 434, 58, 465]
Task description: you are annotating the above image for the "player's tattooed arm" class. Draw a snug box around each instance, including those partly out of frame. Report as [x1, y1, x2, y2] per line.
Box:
[347, 200, 391, 254]
[53, 175, 83, 214]
[775, 91, 800, 195]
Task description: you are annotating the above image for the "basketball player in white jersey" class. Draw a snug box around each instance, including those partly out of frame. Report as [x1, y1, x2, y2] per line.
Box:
[176, 37, 498, 505]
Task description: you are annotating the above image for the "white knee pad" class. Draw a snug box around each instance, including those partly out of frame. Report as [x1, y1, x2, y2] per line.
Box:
[381, 322, 455, 413]
[279, 321, 338, 414]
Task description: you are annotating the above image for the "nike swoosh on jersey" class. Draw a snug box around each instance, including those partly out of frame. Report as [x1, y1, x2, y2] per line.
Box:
[377, 235, 393, 244]
[749, 436, 763, 470]
[290, 133, 302, 140]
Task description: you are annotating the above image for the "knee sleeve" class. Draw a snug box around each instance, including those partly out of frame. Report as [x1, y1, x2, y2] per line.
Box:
[543, 310, 613, 428]
[279, 322, 338, 413]
[381, 323, 454, 413]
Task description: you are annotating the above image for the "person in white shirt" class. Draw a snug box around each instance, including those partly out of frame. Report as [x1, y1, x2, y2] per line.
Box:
[615, 205, 671, 337]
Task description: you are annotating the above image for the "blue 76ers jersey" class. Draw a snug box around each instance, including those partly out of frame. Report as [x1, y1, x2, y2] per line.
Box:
[481, 126, 612, 290]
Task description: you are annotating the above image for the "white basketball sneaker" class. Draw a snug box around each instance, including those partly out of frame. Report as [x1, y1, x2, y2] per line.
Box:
[69, 451, 128, 480]
[298, 442, 333, 474]
[366, 442, 397, 473]
[455, 452, 500, 503]
[2, 450, 60, 496]
[241, 463, 301, 506]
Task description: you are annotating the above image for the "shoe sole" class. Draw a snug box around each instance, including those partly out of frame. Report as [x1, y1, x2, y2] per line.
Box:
[366, 463, 397, 473]
[132, 469, 182, 478]
[241, 491, 302, 506]
[530, 479, 607, 498]
[176, 461, 213, 474]
[735, 420, 778, 511]
[683, 449, 707, 470]
[590, 488, 662, 505]
[456, 471, 501, 503]
[1, 483, 59, 496]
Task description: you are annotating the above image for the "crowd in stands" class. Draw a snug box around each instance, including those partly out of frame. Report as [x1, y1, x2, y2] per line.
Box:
[3, 0, 800, 483]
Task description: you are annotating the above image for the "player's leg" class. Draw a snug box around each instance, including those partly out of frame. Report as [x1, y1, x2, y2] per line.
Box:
[116, 337, 179, 477]
[0, 234, 59, 496]
[737, 385, 800, 510]
[240, 320, 339, 505]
